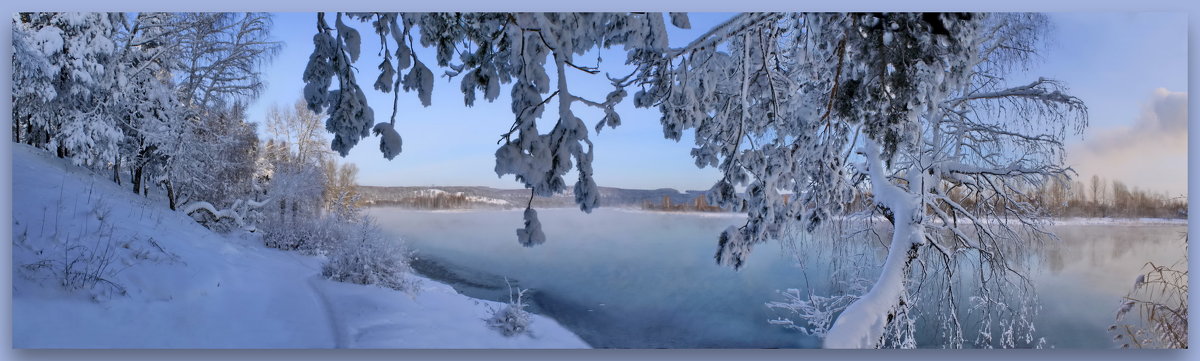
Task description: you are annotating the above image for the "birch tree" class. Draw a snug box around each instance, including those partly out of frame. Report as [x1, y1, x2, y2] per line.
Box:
[112, 12, 188, 196]
[264, 98, 333, 166]
[163, 12, 279, 210]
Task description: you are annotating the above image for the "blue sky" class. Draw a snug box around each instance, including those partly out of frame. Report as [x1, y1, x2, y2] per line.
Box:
[244, 13, 1188, 195]
[1038, 13, 1189, 196]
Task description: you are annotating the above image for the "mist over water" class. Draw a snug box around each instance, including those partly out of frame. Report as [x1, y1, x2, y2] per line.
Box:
[1033, 225, 1188, 348]
[367, 207, 1186, 348]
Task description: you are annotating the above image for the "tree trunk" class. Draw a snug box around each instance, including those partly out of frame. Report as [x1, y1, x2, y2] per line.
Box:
[167, 180, 177, 211]
[113, 154, 122, 185]
[824, 139, 923, 348]
[25, 123, 34, 145]
[132, 165, 143, 195]
[824, 208, 921, 348]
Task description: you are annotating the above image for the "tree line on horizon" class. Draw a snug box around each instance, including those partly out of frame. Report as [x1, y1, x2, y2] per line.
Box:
[630, 174, 1187, 219]
[1030, 175, 1186, 219]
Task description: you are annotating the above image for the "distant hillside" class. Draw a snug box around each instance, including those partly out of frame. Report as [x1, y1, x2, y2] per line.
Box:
[358, 185, 718, 210]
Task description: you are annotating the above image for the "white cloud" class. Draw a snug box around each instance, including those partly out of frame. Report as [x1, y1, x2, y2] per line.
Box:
[1067, 88, 1188, 196]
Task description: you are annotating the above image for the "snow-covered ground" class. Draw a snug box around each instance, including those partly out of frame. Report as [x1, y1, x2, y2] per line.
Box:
[10, 144, 588, 348]
[1050, 217, 1188, 226]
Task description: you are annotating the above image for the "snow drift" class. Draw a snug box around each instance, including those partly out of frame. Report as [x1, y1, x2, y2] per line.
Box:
[10, 144, 587, 348]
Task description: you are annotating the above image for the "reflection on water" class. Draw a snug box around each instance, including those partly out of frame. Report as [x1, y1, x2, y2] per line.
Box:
[368, 208, 1186, 348]
[1033, 225, 1187, 348]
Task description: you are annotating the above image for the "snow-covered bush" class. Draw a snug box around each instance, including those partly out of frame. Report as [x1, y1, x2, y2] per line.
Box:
[261, 215, 342, 254]
[767, 280, 867, 339]
[484, 281, 533, 338]
[321, 219, 420, 293]
[259, 155, 330, 251]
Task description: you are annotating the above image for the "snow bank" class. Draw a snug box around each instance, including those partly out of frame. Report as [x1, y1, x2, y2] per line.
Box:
[1050, 217, 1187, 226]
[311, 277, 584, 348]
[10, 144, 587, 348]
[614, 208, 749, 218]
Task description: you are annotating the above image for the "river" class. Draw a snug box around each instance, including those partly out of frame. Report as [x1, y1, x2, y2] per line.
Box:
[367, 207, 1187, 348]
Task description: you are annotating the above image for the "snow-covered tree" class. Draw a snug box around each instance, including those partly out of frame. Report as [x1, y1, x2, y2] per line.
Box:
[260, 156, 327, 248]
[322, 159, 363, 222]
[259, 97, 339, 227]
[13, 12, 278, 220]
[265, 99, 334, 166]
[111, 12, 188, 195]
[122, 12, 279, 212]
[172, 12, 278, 111]
[303, 12, 687, 242]
[12, 13, 125, 167]
[187, 105, 261, 204]
[636, 13, 1086, 348]
[302, 12, 1087, 348]
[11, 15, 59, 145]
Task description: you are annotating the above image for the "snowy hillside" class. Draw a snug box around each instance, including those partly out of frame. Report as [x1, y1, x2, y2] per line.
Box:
[10, 144, 588, 348]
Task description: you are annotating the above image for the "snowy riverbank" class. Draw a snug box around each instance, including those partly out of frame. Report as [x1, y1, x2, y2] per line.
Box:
[10, 144, 588, 348]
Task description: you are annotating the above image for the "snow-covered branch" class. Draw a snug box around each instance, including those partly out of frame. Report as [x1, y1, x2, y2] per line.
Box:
[669, 12, 784, 57]
[182, 197, 271, 232]
[947, 78, 1083, 110]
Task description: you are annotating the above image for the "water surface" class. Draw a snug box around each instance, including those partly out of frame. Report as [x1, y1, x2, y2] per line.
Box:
[368, 207, 1186, 348]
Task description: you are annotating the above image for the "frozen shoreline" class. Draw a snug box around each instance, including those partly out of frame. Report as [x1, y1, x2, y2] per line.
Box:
[11, 145, 589, 349]
[1049, 217, 1187, 226]
[368, 205, 1185, 225]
